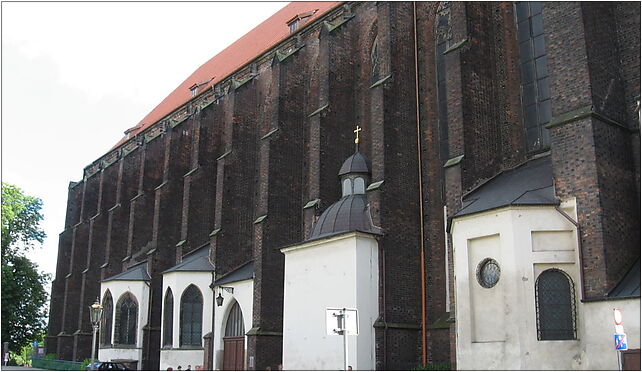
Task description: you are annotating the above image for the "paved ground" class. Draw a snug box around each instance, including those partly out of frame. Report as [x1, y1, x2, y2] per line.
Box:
[1, 366, 46, 371]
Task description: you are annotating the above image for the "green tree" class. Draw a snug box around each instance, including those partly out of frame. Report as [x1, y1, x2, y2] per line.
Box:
[2, 182, 45, 259]
[1, 182, 50, 353]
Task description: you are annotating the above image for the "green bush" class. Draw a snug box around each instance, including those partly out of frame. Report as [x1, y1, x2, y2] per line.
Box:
[45, 353, 57, 360]
[80, 358, 92, 370]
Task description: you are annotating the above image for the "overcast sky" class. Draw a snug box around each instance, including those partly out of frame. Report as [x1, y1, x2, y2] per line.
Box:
[2, 1, 287, 290]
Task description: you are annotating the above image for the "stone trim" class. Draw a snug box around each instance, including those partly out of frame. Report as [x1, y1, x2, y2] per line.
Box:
[246, 327, 283, 337]
[303, 198, 321, 209]
[443, 38, 468, 54]
[546, 105, 630, 131]
[366, 180, 384, 191]
[370, 75, 392, 89]
[254, 215, 267, 224]
[183, 167, 199, 178]
[260, 128, 280, 140]
[308, 104, 329, 118]
[443, 154, 464, 168]
[216, 150, 232, 161]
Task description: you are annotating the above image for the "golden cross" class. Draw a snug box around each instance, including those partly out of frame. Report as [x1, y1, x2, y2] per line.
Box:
[353, 125, 362, 144]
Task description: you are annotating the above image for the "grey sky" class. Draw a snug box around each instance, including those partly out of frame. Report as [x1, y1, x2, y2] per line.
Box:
[2, 1, 287, 289]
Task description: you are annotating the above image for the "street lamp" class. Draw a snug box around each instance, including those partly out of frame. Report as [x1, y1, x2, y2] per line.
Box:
[89, 299, 103, 371]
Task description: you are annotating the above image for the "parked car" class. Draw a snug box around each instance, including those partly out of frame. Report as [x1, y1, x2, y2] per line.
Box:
[85, 361, 129, 370]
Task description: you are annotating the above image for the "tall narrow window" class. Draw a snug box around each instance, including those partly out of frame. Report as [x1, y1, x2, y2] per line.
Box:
[535, 269, 577, 340]
[100, 291, 113, 346]
[435, 2, 452, 200]
[163, 289, 174, 347]
[515, 1, 551, 152]
[225, 302, 245, 337]
[115, 293, 138, 345]
[180, 285, 203, 347]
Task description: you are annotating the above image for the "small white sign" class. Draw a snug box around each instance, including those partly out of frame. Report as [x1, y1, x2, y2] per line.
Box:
[326, 308, 359, 335]
[614, 308, 624, 325]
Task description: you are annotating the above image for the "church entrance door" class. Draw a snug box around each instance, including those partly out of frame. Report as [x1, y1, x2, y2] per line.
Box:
[222, 337, 244, 370]
[222, 302, 245, 370]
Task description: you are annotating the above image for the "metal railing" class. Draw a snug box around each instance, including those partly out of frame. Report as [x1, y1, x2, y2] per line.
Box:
[32, 357, 84, 370]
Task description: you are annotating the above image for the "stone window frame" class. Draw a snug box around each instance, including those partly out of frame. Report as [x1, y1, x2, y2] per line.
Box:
[114, 292, 138, 346]
[180, 284, 204, 347]
[535, 268, 577, 341]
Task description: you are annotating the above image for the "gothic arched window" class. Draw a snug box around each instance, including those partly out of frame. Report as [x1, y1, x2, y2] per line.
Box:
[535, 269, 577, 340]
[100, 291, 113, 346]
[163, 288, 174, 347]
[180, 285, 203, 347]
[515, 1, 551, 151]
[115, 292, 138, 345]
[225, 302, 245, 337]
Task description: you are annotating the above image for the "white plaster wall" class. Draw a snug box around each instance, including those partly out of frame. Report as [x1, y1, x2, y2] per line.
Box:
[212, 279, 254, 370]
[98, 347, 142, 368]
[159, 271, 214, 371]
[452, 204, 581, 370]
[452, 201, 641, 370]
[160, 349, 205, 371]
[98, 280, 149, 370]
[578, 298, 640, 370]
[281, 232, 379, 371]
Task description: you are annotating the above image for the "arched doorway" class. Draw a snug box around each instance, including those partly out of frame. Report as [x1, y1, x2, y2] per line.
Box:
[222, 302, 245, 370]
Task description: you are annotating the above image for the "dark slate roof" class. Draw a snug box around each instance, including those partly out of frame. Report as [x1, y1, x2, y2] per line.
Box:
[308, 194, 381, 240]
[162, 247, 214, 274]
[212, 261, 254, 287]
[608, 258, 641, 299]
[101, 261, 150, 282]
[338, 152, 371, 176]
[454, 156, 558, 218]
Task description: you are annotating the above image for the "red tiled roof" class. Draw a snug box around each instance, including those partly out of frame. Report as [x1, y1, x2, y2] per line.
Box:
[115, 1, 341, 148]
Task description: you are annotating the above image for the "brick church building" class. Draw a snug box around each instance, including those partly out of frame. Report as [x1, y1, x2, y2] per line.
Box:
[46, 2, 640, 370]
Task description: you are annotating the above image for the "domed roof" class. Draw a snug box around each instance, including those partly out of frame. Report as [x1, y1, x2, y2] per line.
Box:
[338, 151, 370, 176]
[308, 194, 380, 240]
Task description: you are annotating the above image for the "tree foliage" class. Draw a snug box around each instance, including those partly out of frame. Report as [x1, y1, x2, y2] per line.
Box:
[2, 182, 45, 260]
[1, 182, 49, 353]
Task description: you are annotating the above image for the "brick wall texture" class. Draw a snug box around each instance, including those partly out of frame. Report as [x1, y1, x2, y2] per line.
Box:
[46, 2, 640, 370]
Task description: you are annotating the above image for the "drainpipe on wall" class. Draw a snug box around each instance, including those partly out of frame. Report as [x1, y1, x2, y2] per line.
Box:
[412, 1, 428, 366]
[554, 206, 585, 301]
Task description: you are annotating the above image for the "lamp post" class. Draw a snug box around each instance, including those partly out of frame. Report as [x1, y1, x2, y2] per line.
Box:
[89, 299, 103, 371]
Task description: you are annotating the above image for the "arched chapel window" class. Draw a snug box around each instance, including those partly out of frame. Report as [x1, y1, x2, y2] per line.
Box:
[180, 285, 203, 347]
[342, 179, 352, 197]
[535, 269, 576, 340]
[100, 291, 113, 346]
[353, 178, 365, 194]
[163, 288, 174, 347]
[225, 302, 245, 337]
[115, 292, 138, 345]
[515, 1, 551, 152]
